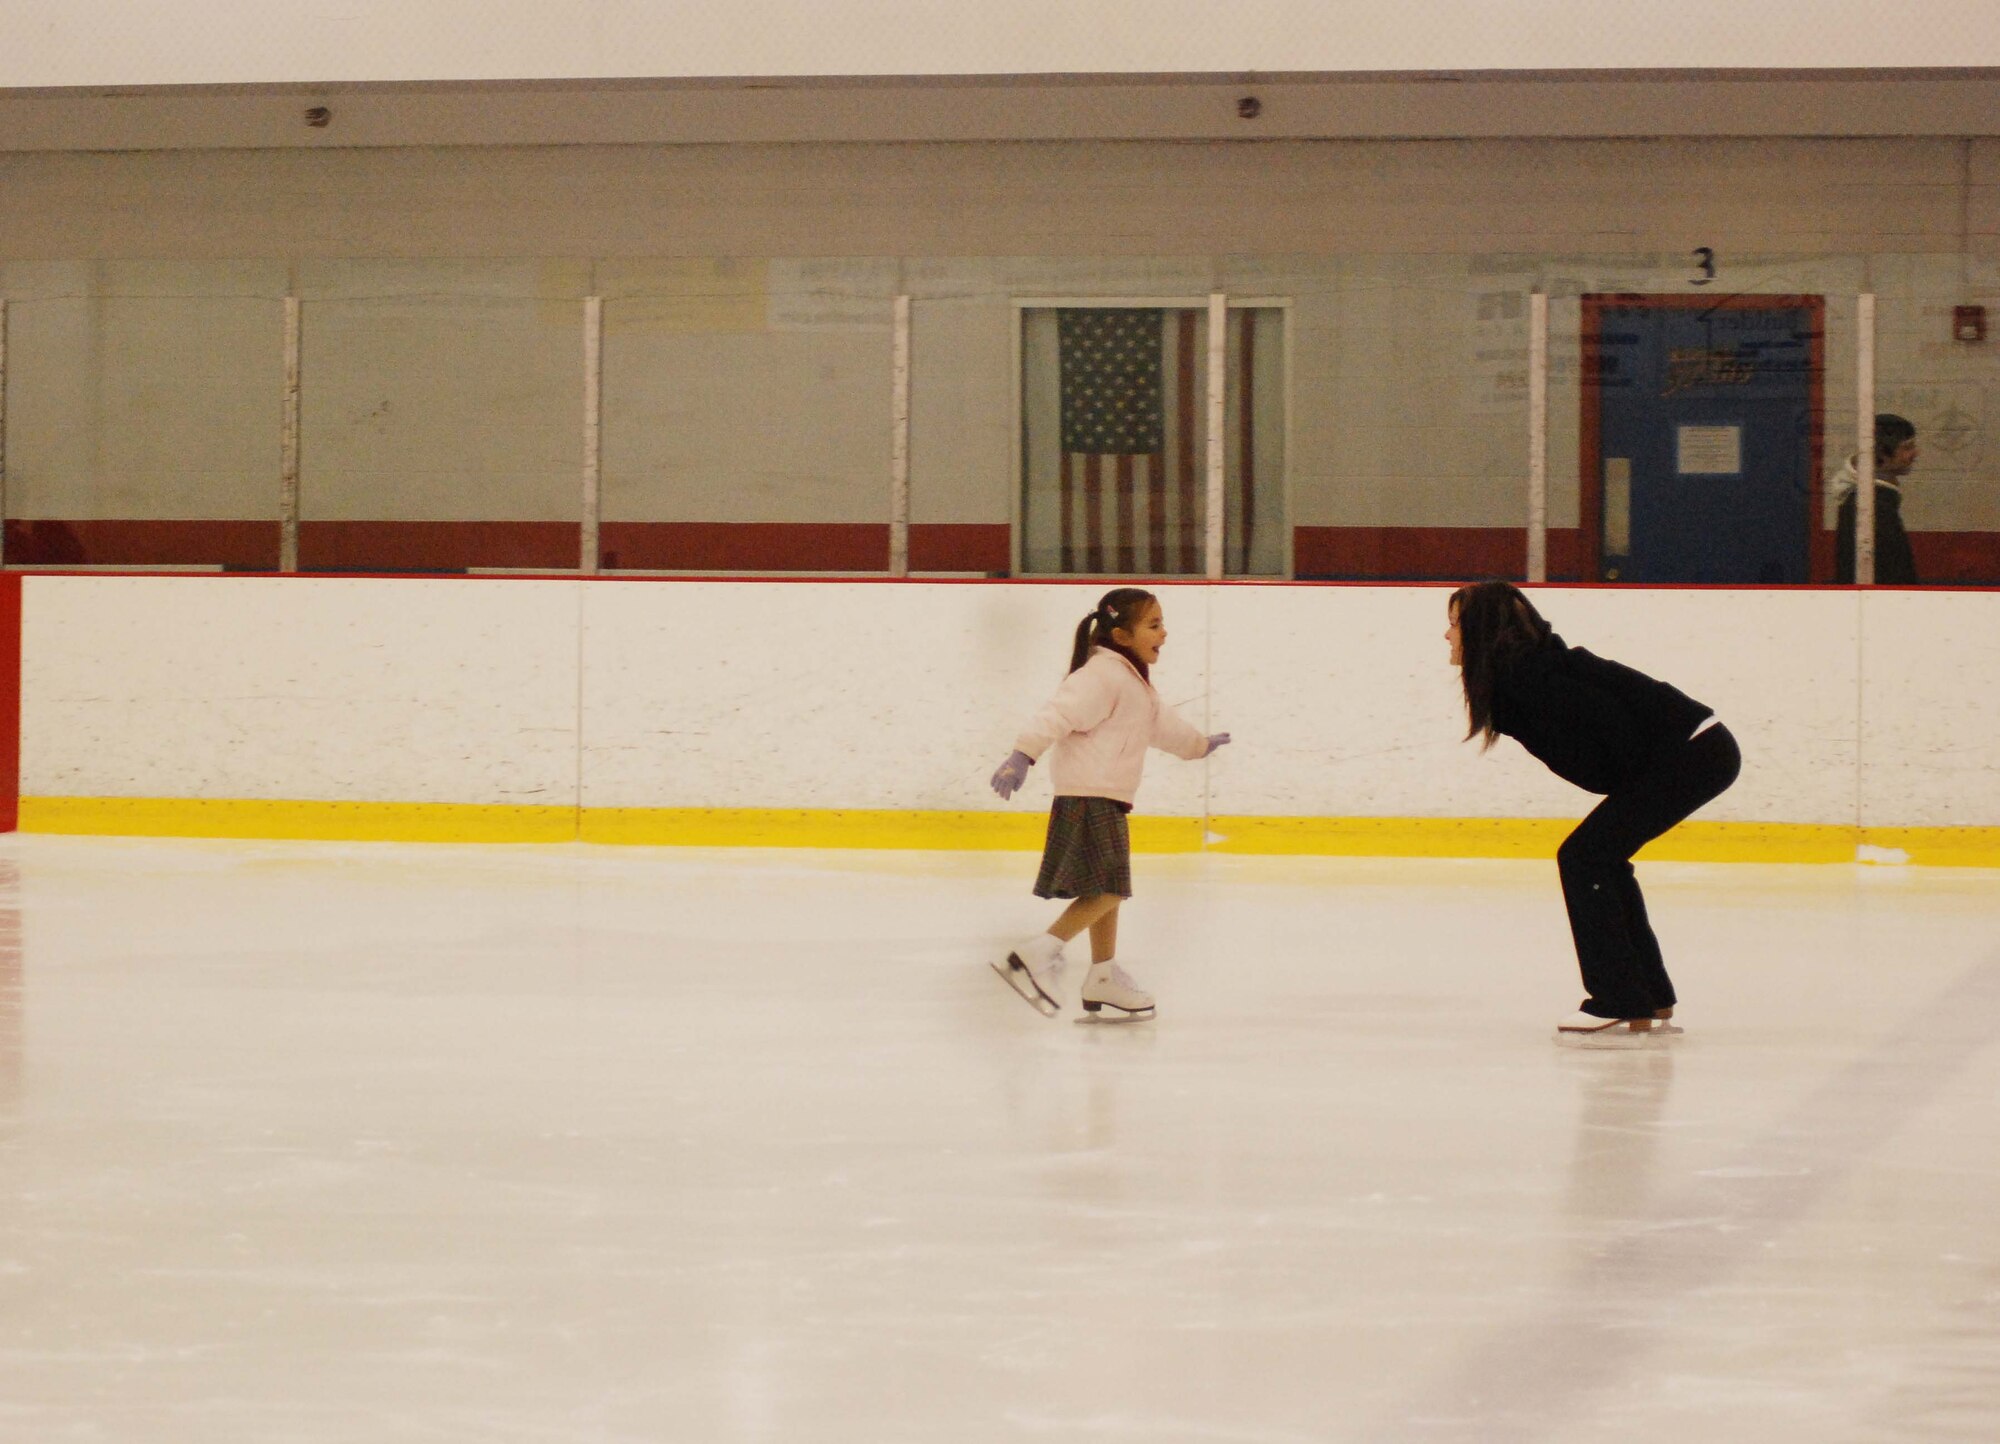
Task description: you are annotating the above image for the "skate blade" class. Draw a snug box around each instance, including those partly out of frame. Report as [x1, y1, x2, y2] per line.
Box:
[1555, 1024, 1677, 1050]
[1075, 1005, 1155, 1025]
[990, 956, 1059, 1017]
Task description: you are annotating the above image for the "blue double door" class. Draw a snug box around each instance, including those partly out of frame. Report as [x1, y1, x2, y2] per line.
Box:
[1583, 296, 1824, 584]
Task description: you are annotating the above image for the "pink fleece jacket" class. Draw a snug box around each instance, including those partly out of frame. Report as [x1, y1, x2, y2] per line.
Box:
[1012, 648, 1209, 805]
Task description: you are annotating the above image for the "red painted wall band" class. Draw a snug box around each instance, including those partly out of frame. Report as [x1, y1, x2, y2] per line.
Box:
[1292, 526, 1594, 582]
[0, 573, 21, 833]
[302, 522, 579, 573]
[597, 523, 889, 572]
[3, 519, 280, 570]
[910, 523, 1010, 573]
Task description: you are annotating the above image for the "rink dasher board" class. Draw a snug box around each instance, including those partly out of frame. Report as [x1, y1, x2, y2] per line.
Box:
[11, 577, 2000, 859]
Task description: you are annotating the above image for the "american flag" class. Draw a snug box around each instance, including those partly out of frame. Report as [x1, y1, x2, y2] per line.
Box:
[1056, 308, 1199, 573]
[1044, 308, 1262, 575]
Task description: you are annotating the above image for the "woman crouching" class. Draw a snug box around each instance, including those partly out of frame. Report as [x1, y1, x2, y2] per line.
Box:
[1447, 581, 1741, 1045]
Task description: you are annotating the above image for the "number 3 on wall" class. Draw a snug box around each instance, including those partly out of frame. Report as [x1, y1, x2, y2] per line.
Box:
[1691, 247, 1716, 286]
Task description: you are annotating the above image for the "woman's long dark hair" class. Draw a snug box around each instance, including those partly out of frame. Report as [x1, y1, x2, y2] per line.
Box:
[1070, 587, 1158, 680]
[1451, 581, 1551, 747]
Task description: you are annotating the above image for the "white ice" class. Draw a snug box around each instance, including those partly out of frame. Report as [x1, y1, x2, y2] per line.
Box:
[0, 835, 1996, 1443]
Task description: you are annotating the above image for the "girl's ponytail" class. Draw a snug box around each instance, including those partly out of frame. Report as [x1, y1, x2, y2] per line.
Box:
[1067, 587, 1159, 677]
[1068, 611, 1101, 674]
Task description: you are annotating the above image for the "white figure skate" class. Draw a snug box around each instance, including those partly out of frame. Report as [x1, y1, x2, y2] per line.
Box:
[1554, 1008, 1682, 1050]
[1077, 961, 1155, 1023]
[992, 939, 1063, 1018]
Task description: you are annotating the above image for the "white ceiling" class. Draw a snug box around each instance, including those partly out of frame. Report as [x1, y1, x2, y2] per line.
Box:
[5, 0, 2000, 88]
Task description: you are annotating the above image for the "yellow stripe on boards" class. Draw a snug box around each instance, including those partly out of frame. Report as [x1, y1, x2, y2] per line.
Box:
[17, 797, 574, 844]
[1205, 816, 1572, 858]
[1861, 827, 2000, 868]
[1625, 821, 1860, 865]
[1206, 817, 1867, 864]
[14, 798, 2000, 867]
[582, 808, 1040, 850]
[578, 808, 1207, 853]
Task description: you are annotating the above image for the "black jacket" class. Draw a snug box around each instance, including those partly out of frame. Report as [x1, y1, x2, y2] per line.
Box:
[1491, 635, 1714, 795]
[1835, 483, 1918, 585]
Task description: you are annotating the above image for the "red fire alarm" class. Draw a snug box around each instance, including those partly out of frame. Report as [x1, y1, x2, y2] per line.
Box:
[1954, 305, 1987, 343]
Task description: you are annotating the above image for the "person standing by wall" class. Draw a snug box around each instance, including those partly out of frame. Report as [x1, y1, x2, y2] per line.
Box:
[1833, 414, 1920, 584]
[1446, 582, 1742, 1046]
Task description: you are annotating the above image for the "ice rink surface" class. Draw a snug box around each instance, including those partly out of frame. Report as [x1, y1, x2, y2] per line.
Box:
[0, 835, 1995, 1444]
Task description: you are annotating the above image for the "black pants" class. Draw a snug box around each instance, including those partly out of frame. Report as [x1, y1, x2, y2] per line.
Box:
[1557, 724, 1742, 1019]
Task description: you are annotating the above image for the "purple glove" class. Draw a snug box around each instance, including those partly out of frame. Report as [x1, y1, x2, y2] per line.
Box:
[990, 750, 1033, 800]
[1203, 732, 1232, 758]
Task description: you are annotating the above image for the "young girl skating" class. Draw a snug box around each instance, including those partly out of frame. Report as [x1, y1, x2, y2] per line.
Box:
[988, 587, 1229, 1021]
[1447, 581, 1740, 1046]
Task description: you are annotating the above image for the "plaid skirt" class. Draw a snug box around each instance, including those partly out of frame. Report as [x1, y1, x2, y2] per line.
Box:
[1032, 796, 1133, 900]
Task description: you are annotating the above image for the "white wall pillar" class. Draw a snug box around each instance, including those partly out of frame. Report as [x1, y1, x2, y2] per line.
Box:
[280, 296, 301, 574]
[581, 296, 602, 575]
[1527, 291, 1549, 584]
[1205, 292, 1226, 581]
[890, 294, 911, 577]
